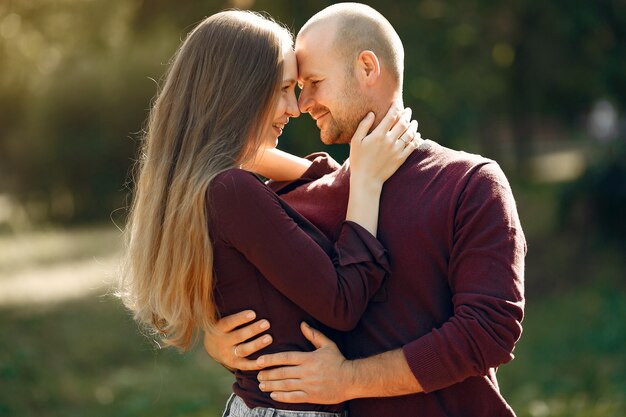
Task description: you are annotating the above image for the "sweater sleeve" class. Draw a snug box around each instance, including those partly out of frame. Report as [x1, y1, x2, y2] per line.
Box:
[210, 169, 389, 331]
[402, 162, 526, 393]
[268, 152, 341, 194]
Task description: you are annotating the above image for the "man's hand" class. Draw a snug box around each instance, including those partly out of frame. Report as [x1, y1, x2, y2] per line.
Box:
[256, 322, 355, 404]
[203, 310, 272, 371]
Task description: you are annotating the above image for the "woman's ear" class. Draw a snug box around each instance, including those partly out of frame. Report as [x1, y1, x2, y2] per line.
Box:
[356, 50, 381, 86]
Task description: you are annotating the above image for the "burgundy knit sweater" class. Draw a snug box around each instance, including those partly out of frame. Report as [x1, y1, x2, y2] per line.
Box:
[208, 168, 390, 412]
[271, 140, 526, 417]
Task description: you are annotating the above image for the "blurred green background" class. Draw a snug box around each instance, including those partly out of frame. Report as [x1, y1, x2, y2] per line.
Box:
[0, 0, 625, 416]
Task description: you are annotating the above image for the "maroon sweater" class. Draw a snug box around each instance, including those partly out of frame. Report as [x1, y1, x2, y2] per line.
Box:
[208, 168, 390, 412]
[271, 141, 526, 417]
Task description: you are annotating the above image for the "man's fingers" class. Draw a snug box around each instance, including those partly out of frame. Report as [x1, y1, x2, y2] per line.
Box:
[259, 378, 302, 393]
[300, 322, 334, 349]
[257, 364, 302, 382]
[230, 319, 270, 345]
[215, 310, 256, 332]
[269, 391, 309, 403]
[257, 350, 307, 367]
[234, 333, 273, 358]
[235, 358, 266, 372]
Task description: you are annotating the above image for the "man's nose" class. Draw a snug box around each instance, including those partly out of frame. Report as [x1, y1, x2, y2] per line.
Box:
[298, 87, 312, 114]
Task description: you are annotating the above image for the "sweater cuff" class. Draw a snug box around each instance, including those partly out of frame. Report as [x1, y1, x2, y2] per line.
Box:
[334, 221, 389, 270]
[402, 332, 455, 393]
[268, 152, 341, 193]
[301, 152, 342, 180]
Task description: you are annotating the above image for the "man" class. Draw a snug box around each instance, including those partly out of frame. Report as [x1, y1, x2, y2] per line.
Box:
[205, 3, 526, 416]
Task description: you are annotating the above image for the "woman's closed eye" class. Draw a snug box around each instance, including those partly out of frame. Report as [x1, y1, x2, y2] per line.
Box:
[282, 80, 296, 93]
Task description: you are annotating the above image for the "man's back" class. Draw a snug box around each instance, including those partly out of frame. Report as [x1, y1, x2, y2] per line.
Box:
[275, 141, 525, 417]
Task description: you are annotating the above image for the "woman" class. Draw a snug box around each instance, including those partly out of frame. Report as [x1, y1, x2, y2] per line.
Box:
[119, 10, 417, 417]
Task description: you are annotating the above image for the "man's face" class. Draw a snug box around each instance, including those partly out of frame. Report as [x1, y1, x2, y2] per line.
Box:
[295, 29, 371, 145]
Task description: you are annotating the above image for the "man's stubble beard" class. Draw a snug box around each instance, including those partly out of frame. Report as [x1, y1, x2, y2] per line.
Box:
[320, 80, 373, 145]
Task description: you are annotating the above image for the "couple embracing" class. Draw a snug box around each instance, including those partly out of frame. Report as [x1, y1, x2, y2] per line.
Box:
[120, 3, 526, 417]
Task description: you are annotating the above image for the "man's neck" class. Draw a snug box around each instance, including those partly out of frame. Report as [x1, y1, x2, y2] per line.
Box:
[371, 92, 403, 129]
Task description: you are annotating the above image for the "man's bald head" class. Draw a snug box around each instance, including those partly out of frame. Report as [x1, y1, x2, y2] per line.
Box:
[298, 2, 404, 89]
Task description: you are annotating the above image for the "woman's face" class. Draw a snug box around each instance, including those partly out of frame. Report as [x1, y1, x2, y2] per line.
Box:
[265, 47, 300, 148]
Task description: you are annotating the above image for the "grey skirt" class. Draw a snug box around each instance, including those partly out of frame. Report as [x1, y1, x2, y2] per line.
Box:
[222, 394, 348, 417]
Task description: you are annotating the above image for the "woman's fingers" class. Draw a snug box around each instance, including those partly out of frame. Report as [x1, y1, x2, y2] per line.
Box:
[387, 108, 412, 141]
[400, 124, 421, 158]
[350, 112, 375, 142]
[371, 101, 403, 135]
[398, 120, 418, 145]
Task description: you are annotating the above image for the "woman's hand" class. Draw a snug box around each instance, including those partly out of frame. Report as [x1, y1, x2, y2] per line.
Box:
[349, 104, 419, 189]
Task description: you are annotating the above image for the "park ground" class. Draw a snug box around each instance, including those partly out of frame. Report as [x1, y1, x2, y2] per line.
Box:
[0, 226, 624, 417]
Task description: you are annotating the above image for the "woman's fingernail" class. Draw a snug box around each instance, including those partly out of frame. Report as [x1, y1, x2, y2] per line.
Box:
[262, 335, 272, 343]
[260, 320, 269, 329]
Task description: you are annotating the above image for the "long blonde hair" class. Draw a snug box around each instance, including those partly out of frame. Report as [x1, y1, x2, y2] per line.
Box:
[119, 11, 292, 350]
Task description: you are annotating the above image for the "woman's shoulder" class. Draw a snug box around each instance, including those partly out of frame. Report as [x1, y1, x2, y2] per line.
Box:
[207, 168, 286, 237]
[209, 168, 273, 204]
[212, 167, 264, 189]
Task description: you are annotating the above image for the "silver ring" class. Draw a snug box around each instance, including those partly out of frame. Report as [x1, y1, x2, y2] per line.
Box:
[233, 345, 240, 357]
[397, 137, 407, 145]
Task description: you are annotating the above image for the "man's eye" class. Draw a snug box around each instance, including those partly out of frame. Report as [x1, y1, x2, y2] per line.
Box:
[311, 80, 321, 85]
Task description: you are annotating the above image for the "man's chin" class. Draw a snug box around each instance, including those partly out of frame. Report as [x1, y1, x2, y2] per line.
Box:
[320, 130, 352, 145]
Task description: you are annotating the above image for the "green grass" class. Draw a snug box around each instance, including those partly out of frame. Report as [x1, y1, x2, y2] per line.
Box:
[0, 226, 122, 274]
[499, 286, 626, 417]
[2, 287, 623, 417]
[0, 226, 624, 416]
[0, 296, 234, 417]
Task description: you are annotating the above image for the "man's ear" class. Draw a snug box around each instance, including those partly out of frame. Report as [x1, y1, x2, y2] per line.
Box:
[356, 50, 381, 86]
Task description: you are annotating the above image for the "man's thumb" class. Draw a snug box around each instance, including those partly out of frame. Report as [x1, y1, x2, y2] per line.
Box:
[301, 322, 332, 349]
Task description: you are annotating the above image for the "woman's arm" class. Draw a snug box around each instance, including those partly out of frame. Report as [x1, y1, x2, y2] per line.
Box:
[241, 148, 312, 181]
[210, 169, 388, 332]
[211, 106, 417, 328]
[345, 106, 417, 236]
[206, 103, 419, 368]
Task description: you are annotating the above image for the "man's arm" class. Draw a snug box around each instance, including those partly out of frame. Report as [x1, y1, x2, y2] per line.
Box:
[256, 322, 422, 404]
[203, 314, 424, 402]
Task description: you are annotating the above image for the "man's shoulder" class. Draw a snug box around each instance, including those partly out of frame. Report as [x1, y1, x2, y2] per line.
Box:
[413, 140, 498, 180]
[426, 140, 494, 167]
[401, 140, 519, 203]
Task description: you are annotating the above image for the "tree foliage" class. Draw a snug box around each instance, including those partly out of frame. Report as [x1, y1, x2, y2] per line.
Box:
[0, 0, 624, 224]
